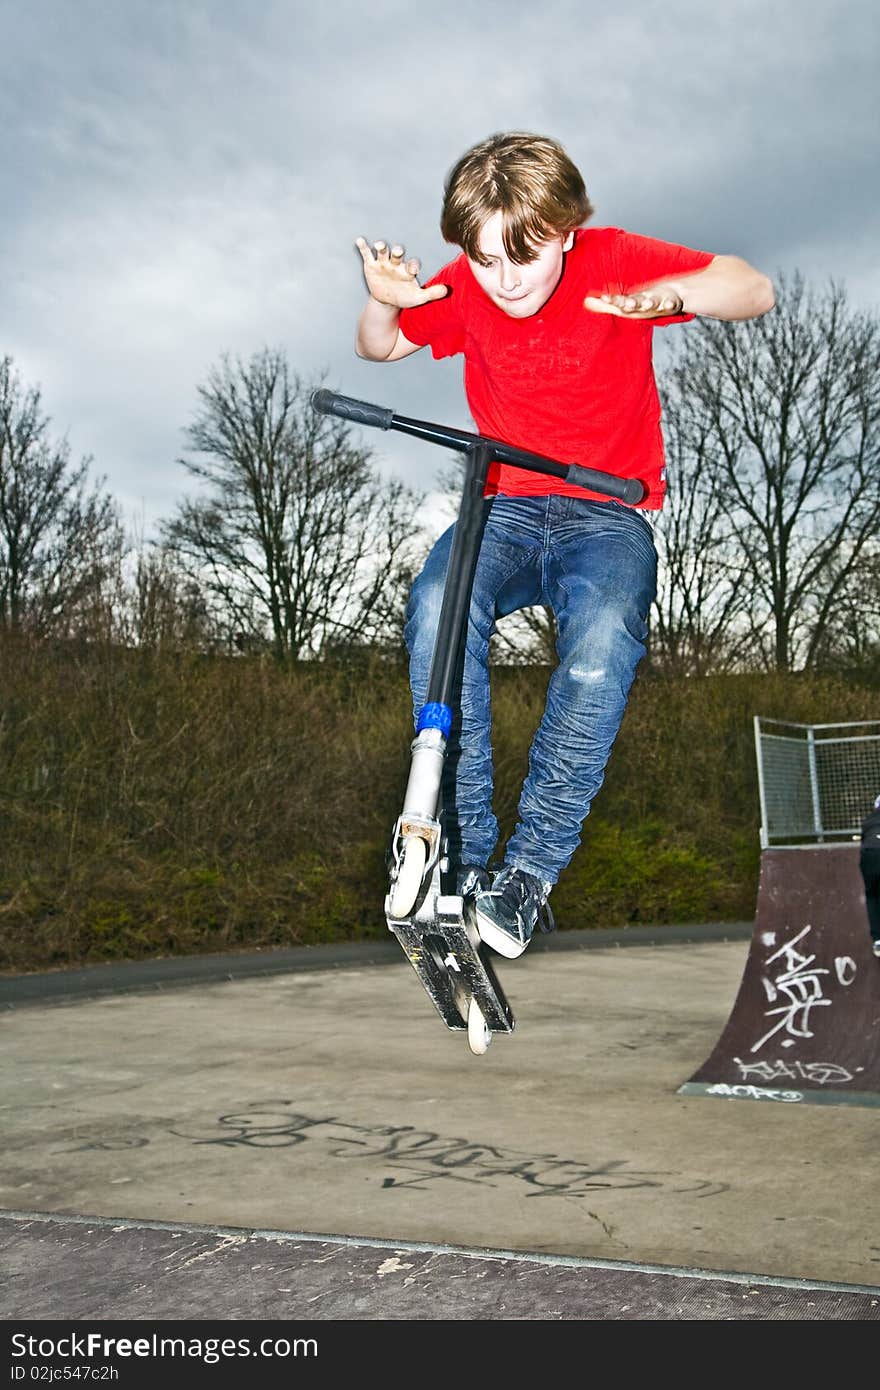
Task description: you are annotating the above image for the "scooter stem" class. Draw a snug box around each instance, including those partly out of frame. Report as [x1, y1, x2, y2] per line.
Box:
[399, 444, 492, 842]
[423, 443, 492, 718]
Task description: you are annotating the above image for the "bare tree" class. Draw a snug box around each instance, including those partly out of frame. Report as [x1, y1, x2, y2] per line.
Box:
[657, 275, 880, 671]
[125, 543, 214, 651]
[650, 390, 753, 674]
[803, 548, 880, 675]
[0, 355, 123, 638]
[162, 350, 423, 660]
[490, 606, 557, 665]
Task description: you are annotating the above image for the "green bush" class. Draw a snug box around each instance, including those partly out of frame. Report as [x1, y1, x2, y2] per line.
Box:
[1, 633, 877, 971]
[553, 820, 747, 927]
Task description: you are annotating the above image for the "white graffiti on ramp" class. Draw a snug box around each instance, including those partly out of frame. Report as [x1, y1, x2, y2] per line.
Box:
[752, 925, 833, 1053]
[733, 1056, 857, 1086]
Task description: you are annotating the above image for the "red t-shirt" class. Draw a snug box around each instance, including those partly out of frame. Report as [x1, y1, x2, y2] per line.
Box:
[398, 227, 713, 508]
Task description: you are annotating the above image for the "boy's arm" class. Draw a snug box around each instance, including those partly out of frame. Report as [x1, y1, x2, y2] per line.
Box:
[355, 238, 448, 361]
[585, 255, 775, 323]
[357, 297, 422, 362]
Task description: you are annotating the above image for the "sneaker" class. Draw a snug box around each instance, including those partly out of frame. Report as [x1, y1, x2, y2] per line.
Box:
[474, 866, 554, 959]
[873, 939, 880, 960]
[454, 864, 491, 898]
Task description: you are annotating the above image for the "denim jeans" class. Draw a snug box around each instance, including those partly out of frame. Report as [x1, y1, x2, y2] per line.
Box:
[404, 494, 657, 886]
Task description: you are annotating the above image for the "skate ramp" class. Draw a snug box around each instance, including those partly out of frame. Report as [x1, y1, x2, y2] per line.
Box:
[680, 847, 880, 1106]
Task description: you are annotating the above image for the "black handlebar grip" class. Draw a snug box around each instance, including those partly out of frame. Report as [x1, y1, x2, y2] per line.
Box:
[617, 476, 647, 506]
[566, 464, 646, 507]
[310, 389, 395, 431]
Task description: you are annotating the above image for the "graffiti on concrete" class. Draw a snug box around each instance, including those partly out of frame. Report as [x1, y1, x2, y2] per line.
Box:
[60, 1135, 150, 1153]
[171, 1102, 729, 1200]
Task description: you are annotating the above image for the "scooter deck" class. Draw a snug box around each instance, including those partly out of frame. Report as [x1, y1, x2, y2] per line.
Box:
[387, 893, 515, 1035]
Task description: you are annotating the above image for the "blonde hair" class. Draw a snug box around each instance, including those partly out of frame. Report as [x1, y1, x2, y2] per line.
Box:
[441, 132, 593, 266]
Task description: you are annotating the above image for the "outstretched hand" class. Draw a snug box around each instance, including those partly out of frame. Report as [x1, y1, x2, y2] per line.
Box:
[356, 238, 449, 309]
[584, 290, 685, 319]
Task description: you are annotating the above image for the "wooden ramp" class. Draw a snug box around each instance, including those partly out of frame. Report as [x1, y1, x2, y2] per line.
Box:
[680, 846, 880, 1107]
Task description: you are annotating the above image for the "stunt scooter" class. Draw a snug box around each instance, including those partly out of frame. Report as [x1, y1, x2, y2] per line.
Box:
[311, 390, 643, 1055]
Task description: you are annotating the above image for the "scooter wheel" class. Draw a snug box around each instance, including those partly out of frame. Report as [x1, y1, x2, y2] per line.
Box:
[467, 997, 492, 1055]
[389, 835, 427, 919]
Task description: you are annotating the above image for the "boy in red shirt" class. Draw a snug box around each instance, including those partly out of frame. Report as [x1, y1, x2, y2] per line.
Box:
[356, 131, 773, 959]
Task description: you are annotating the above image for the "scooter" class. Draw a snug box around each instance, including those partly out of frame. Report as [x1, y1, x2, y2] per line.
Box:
[311, 390, 643, 1054]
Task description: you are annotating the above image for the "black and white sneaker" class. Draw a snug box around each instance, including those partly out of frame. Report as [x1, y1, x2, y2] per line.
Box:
[474, 866, 554, 959]
[872, 939, 880, 960]
[455, 864, 491, 898]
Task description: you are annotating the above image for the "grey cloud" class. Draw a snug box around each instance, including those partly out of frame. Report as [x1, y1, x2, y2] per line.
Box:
[2, 0, 877, 532]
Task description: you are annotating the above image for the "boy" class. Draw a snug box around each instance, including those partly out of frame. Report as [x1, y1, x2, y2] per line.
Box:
[355, 131, 774, 960]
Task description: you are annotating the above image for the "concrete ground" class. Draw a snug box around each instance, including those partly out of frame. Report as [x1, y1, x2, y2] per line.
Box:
[2, 926, 879, 1318]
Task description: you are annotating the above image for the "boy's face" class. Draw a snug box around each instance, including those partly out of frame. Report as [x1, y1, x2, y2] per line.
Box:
[467, 210, 574, 318]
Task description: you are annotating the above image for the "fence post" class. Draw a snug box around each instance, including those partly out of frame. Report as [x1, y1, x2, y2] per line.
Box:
[754, 716, 769, 850]
[806, 726, 823, 843]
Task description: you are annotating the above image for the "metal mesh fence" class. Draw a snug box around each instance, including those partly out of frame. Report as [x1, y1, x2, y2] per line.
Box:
[755, 718, 880, 847]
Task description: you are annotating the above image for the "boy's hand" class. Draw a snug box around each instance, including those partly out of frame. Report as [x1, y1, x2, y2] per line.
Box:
[584, 290, 685, 319]
[356, 237, 449, 309]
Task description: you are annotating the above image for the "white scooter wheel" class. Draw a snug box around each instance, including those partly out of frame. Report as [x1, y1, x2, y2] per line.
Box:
[467, 997, 492, 1055]
[389, 835, 427, 918]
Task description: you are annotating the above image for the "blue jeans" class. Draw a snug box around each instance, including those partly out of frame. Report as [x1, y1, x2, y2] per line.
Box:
[404, 494, 657, 886]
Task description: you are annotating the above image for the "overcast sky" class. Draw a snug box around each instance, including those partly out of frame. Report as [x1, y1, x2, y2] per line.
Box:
[2, 0, 878, 538]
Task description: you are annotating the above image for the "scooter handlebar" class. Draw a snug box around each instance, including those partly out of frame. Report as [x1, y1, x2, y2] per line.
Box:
[566, 465, 644, 507]
[311, 390, 646, 505]
[311, 389, 394, 431]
